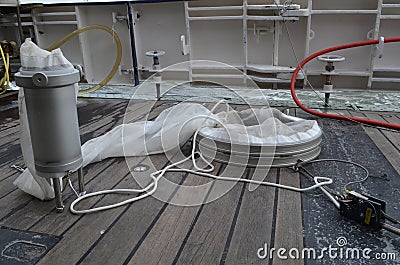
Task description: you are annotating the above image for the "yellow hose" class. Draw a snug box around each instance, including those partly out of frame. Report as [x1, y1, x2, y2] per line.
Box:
[46, 25, 123, 95]
[0, 45, 10, 95]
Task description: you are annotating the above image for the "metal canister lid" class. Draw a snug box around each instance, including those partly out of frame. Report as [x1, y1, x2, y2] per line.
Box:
[15, 67, 80, 89]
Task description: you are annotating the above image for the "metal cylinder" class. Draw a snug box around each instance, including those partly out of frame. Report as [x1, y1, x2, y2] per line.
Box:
[15, 67, 82, 178]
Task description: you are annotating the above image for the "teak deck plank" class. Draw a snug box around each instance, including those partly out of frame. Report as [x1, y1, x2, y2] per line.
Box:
[0, 139, 21, 167]
[36, 166, 136, 265]
[0, 99, 128, 207]
[36, 101, 172, 264]
[0, 104, 30, 220]
[0, 169, 24, 201]
[0, 156, 22, 197]
[79, 159, 211, 265]
[0, 119, 18, 132]
[365, 112, 400, 151]
[354, 111, 400, 176]
[0, 189, 33, 222]
[0, 124, 20, 147]
[224, 168, 277, 265]
[0, 99, 165, 228]
[2, 94, 400, 265]
[0, 155, 24, 183]
[0, 101, 131, 230]
[136, 159, 223, 262]
[2, 158, 123, 233]
[174, 166, 248, 265]
[272, 168, 304, 265]
[29, 159, 126, 235]
[0, 100, 19, 130]
[124, 161, 220, 265]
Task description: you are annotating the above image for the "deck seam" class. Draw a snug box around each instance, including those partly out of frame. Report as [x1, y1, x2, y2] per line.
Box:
[23, 159, 126, 232]
[170, 165, 225, 265]
[75, 187, 134, 265]
[300, 172, 307, 265]
[59, 172, 132, 238]
[0, 188, 19, 201]
[0, 123, 19, 132]
[0, 197, 35, 223]
[269, 168, 280, 265]
[120, 171, 190, 265]
[218, 173, 247, 265]
[0, 156, 23, 180]
[57, 160, 142, 238]
[378, 129, 400, 153]
[74, 148, 187, 264]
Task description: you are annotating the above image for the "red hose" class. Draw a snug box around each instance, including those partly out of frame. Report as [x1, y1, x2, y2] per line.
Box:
[290, 37, 400, 130]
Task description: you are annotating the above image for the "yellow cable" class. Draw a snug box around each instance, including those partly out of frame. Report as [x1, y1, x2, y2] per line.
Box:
[45, 25, 123, 95]
[0, 45, 10, 95]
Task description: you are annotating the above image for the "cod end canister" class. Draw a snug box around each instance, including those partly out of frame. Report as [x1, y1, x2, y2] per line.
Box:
[15, 67, 83, 179]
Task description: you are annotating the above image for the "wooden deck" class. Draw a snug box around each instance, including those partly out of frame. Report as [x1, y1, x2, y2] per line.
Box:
[0, 92, 400, 265]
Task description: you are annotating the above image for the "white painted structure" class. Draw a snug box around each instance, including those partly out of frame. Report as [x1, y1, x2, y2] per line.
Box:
[1, 0, 400, 90]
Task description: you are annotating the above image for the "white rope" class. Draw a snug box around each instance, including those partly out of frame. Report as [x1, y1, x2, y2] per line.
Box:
[70, 101, 333, 214]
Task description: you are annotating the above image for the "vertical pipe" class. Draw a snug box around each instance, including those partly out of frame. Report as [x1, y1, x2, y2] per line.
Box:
[243, 0, 248, 86]
[305, 0, 312, 57]
[273, 0, 280, 66]
[16, 0, 24, 46]
[53, 178, 64, 213]
[367, 0, 383, 88]
[184, 1, 193, 82]
[272, 0, 281, 89]
[31, 9, 41, 47]
[127, 2, 140, 86]
[303, 0, 313, 88]
[77, 167, 85, 195]
[156, 83, 161, 99]
[75, 6, 95, 85]
[273, 21, 280, 67]
[324, 93, 330, 106]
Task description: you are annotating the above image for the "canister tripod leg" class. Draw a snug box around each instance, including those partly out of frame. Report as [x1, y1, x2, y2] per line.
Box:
[77, 167, 86, 195]
[53, 178, 64, 213]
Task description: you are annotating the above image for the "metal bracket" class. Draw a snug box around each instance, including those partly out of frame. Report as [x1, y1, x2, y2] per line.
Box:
[181, 35, 189, 55]
[112, 12, 128, 23]
[339, 192, 385, 230]
[74, 64, 85, 81]
[376, 36, 385, 59]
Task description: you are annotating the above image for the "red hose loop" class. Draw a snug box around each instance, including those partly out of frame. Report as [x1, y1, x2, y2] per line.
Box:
[290, 37, 400, 130]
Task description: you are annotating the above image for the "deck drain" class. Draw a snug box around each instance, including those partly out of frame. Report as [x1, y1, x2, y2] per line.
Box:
[2, 241, 46, 262]
[133, 164, 150, 172]
[0, 226, 60, 265]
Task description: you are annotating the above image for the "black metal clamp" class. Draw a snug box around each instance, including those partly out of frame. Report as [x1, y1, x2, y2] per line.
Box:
[339, 190, 400, 236]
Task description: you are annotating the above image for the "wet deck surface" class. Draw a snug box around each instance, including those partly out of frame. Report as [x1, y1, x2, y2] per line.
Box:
[0, 92, 400, 265]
